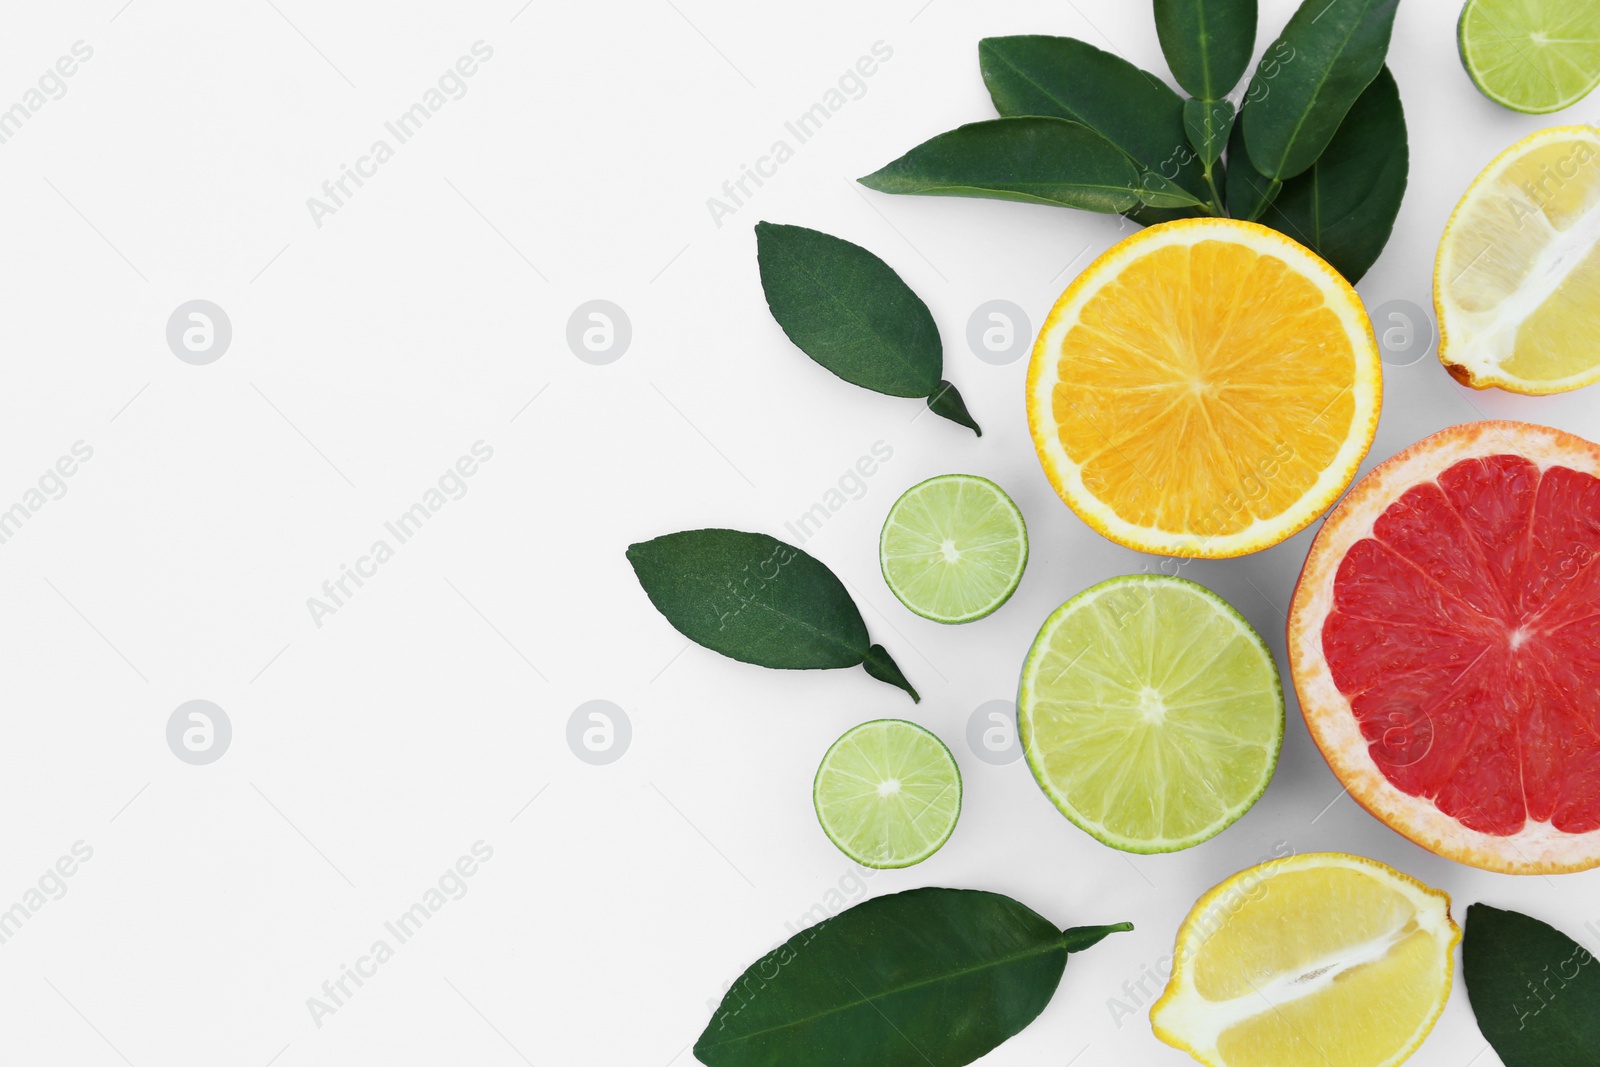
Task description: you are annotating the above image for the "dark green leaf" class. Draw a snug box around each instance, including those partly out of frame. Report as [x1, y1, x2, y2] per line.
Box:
[1126, 202, 1212, 227]
[859, 117, 1143, 214]
[1464, 903, 1600, 1067]
[1241, 0, 1401, 180]
[1260, 66, 1407, 282]
[627, 529, 916, 700]
[926, 380, 980, 436]
[695, 887, 1129, 1067]
[755, 222, 940, 399]
[861, 644, 919, 702]
[755, 223, 978, 435]
[1225, 110, 1281, 221]
[979, 36, 1208, 207]
[1184, 97, 1235, 168]
[1154, 0, 1259, 100]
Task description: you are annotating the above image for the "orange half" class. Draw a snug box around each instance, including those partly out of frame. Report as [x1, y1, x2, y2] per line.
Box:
[1028, 219, 1381, 558]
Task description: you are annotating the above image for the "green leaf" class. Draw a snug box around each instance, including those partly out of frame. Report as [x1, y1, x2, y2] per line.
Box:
[627, 529, 917, 701]
[1260, 65, 1407, 282]
[1184, 97, 1235, 167]
[1225, 110, 1281, 221]
[1154, 0, 1259, 100]
[1126, 202, 1212, 227]
[978, 36, 1208, 207]
[1464, 903, 1600, 1067]
[927, 380, 980, 436]
[1241, 0, 1401, 181]
[754, 223, 979, 435]
[754, 222, 937, 398]
[1063, 921, 1137, 952]
[695, 887, 1129, 1067]
[859, 117, 1143, 214]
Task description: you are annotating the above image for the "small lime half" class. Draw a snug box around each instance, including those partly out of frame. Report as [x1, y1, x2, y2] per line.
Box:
[1019, 575, 1283, 854]
[880, 474, 1028, 624]
[1458, 0, 1600, 114]
[813, 719, 961, 868]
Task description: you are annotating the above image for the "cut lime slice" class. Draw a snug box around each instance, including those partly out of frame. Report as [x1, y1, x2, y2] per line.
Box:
[1458, 0, 1600, 114]
[813, 719, 961, 868]
[1019, 575, 1283, 853]
[880, 474, 1028, 624]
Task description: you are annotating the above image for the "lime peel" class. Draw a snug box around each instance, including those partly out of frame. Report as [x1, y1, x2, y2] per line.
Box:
[880, 474, 1028, 624]
[1458, 0, 1600, 114]
[1018, 575, 1284, 854]
[813, 719, 962, 869]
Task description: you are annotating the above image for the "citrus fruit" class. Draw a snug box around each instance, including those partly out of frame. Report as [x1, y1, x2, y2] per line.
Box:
[1018, 575, 1283, 853]
[879, 474, 1028, 624]
[1458, 0, 1600, 114]
[1435, 126, 1600, 393]
[1028, 218, 1381, 558]
[1290, 420, 1600, 874]
[812, 719, 961, 868]
[1151, 851, 1459, 1067]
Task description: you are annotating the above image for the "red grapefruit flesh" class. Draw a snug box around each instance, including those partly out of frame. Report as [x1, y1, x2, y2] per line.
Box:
[1290, 421, 1600, 873]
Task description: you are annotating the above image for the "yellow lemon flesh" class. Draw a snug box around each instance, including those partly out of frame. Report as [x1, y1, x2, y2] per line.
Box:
[1436, 126, 1600, 393]
[1151, 852, 1458, 1067]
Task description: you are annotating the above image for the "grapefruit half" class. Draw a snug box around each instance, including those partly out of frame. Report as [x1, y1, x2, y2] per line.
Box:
[1289, 421, 1600, 874]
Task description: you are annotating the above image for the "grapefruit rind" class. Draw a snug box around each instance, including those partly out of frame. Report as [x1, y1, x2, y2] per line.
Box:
[1028, 217, 1382, 558]
[1434, 126, 1600, 395]
[1289, 420, 1600, 874]
[1151, 851, 1459, 1067]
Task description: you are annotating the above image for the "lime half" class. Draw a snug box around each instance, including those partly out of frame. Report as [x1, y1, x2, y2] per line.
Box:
[1459, 0, 1600, 113]
[813, 719, 961, 868]
[1019, 575, 1283, 853]
[880, 474, 1028, 624]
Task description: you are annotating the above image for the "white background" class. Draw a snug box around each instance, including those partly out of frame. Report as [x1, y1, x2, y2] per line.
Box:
[0, 0, 1596, 1064]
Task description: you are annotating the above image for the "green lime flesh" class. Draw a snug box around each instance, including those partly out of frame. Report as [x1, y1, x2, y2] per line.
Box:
[813, 719, 961, 868]
[1459, 0, 1600, 114]
[1018, 575, 1283, 854]
[880, 474, 1028, 624]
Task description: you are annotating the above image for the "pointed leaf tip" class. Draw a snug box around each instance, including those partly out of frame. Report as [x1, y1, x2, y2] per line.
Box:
[627, 529, 870, 670]
[927, 381, 981, 435]
[863, 644, 919, 701]
[859, 117, 1144, 214]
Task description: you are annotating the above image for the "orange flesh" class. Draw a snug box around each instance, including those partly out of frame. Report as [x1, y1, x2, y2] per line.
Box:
[1051, 240, 1359, 536]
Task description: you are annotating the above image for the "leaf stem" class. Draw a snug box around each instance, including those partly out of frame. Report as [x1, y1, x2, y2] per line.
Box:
[1242, 177, 1281, 222]
[1062, 921, 1134, 953]
[1201, 163, 1225, 218]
